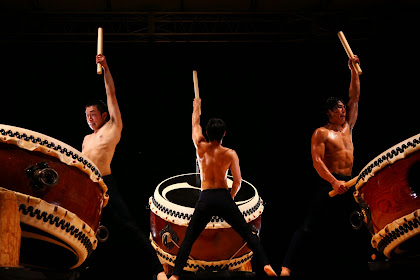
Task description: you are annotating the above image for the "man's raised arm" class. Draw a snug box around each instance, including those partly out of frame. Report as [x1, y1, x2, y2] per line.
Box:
[192, 98, 205, 148]
[96, 54, 122, 129]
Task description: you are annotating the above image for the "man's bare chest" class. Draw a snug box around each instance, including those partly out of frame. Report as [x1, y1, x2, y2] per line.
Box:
[326, 131, 353, 152]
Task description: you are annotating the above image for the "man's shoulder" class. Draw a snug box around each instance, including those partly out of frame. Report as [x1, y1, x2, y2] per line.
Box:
[223, 146, 237, 157]
[312, 126, 331, 142]
[83, 133, 94, 140]
[313, 126, 329, 135]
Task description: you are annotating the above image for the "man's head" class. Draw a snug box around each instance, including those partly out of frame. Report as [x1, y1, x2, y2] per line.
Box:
[206, 118, 227, 142]
[324, 96, 346, 125]
[85, 100, 108, 131]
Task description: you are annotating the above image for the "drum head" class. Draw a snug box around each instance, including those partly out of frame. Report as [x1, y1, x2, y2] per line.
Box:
[151, 173, 263, 228]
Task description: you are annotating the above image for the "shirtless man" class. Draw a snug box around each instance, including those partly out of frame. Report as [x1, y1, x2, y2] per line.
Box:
[168, 98, 277, 280]
[82, 54, 122, 176]
[82, 54, 167, 280]
[280, 56, 360, 276]
[311, 57, 360, 195]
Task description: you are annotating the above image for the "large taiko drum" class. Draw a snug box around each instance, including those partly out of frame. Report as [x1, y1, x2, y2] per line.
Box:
[0, 124, 108, 269]
[149, 173, 264, 272]
[353, 133, 420, 258]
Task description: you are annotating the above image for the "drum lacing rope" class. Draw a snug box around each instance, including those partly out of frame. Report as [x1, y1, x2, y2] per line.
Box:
[358, 136, 420, 183]
[18, 203, 94, 256]
[151, 195, 262, 224]
[0, 128, 101, 178]
[376, 215, 420, 254]
[161, 231, 249, 271]
[150, 234, 254, 272]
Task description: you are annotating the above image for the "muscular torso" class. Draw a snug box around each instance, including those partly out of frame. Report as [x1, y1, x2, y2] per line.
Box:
[197, 143, 234, 190]
[322, 124, 354, 176]
[82, 122, 121, 176]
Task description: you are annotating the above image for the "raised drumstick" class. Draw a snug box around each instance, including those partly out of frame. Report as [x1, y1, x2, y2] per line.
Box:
[193, 70, 201, 115]
[97, 27, 103, 75]
[338, 31, 362, 75]
[329, 176, 358, 197]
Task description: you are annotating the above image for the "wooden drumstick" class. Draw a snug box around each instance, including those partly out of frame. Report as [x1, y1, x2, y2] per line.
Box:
[97, 27, 103, 75]
[329, 176, 358, 197]
[338, 31, 362, 75]
[193, 70, 201, 115]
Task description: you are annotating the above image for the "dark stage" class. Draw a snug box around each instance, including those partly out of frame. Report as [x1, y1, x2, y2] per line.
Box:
[1, 1, 420, 279]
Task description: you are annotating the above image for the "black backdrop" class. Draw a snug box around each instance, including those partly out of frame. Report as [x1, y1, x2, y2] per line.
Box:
[2, 5, 420, 277]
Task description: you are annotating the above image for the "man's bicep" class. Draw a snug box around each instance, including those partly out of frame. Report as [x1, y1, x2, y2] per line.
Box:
[192, 125, 205, 146]
[311, 129, 326, 162]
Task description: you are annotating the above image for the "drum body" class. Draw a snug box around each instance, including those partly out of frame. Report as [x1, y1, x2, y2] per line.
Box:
[0, 125, 108, 269]
[149, 173, 264, 271]
[354, 133, 420, 258]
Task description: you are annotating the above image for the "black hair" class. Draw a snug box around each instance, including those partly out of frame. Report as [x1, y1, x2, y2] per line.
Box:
[85, 100, 109, 120]
[206, 118, 227, 142]
[323, 96, 346, 122]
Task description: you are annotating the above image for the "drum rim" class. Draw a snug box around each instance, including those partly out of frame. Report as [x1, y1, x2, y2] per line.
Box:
[149, 173, 264, 229]
[0, 124, 108, 197]
[149, 233, 254, 272]
[355, 133, 420, 191]
[371, 209, 420, 258]
[9, 187, 98, 269]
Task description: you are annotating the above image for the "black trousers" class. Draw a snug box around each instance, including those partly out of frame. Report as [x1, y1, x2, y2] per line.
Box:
[172, 188, 270, 276]
[81, 175, 164, 278]
[281, 173, 360, 273]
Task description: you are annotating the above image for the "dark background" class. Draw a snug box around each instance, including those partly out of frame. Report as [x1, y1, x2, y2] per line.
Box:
[2, 0, 420, 277]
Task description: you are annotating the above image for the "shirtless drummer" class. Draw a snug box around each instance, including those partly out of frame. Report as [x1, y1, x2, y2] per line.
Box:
[82, 54, 167, 280]
[280, 56, 361, 276]
[168, 98, 277, 279]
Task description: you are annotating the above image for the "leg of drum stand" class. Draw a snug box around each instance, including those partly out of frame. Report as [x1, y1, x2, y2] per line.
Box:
[0, 189, 21, 267]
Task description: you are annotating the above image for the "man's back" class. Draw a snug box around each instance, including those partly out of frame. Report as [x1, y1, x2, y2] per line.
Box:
[197, 142, 237, 190]
[192, 99, 242, 198]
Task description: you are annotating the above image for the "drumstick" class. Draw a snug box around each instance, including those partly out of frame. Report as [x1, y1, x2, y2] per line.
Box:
[193, 70, 201, 115]
[97, 27, 103, 75]
[329, 176, 358, 197]
[338, 31, 362, 75]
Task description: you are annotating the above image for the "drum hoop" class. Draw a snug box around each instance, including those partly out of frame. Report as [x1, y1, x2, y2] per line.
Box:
[371, 209, 420, 258]
[149, 234, 253, 272]
[7, 187, 98, 269]
[355, 133, 420, 191]
[150, 173, 264, 229]
[0, 124, 108, 197]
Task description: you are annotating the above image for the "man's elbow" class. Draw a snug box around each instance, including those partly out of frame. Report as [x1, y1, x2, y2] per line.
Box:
[233, 177, 242, 188]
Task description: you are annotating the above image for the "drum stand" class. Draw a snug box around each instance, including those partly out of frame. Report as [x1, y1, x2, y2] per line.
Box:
[0, 189, 21, 268]
[0, 189, 81, 280]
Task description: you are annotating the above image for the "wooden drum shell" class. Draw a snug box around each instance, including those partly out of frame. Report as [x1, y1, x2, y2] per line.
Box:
[0, 124, 108, 269]
[0, 143, 105, 231]
[358, 151, 420, 234]
[354, 133, 420, 258]
[149, 173, 263, 271]
[150, 211, 261, 261]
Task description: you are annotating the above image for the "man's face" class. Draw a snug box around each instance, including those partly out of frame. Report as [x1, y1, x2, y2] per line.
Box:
[328, 101, 346, 125]
[85, 105, 106, 131]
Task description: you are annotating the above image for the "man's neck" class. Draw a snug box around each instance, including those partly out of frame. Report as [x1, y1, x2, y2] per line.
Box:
[326, 122, 345, 132]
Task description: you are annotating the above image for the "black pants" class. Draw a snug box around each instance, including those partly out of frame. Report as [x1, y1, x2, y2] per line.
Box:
[282, 174, 358, 273]
[172, 188, 270, 276]
[81, 175, 164, 278]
